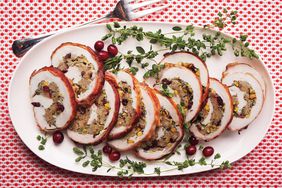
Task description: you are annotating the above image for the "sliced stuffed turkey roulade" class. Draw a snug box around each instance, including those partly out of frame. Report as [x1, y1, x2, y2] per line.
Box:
[108, 84, 160, 152]
[161, 52, 210, 102]
[67, 73, 120, 145]
[190, 78, 233, 141]
[135, 90, 184, 160]
[29, 67, 76, 132]
[222, 62, 266, 95]
[51, 42, 104, 105]
[222, 73, 264, 131]
[108, 70, 141, 140]
[149, 63, 203, 123]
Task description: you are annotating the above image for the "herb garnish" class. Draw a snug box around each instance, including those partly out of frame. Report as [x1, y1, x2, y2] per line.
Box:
[204, 8, 238, 30]
[102, 9, 258, 73]
[143, 64, 164, 79]
[73, 146, 103, 172]
[36, 134, 48, 150]
[73, 146, 231, 177]
[164, 154, 231, 173]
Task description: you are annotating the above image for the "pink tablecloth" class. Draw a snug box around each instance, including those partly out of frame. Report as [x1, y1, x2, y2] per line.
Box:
[1, 0, 281, 187]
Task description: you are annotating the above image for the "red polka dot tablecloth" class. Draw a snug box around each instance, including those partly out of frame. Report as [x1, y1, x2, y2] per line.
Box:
[1, 0, 281, 187]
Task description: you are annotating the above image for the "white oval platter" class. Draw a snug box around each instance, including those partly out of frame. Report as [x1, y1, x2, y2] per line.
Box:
[8, 22, 275, 177]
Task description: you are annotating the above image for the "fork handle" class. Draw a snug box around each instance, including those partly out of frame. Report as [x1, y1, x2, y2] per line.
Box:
[12, 14, 111, 57]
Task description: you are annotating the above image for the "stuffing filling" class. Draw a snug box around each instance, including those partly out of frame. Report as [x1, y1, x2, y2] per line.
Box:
[194, 89, 225, 135]
[115, 81, 136, 128]
[32, 80, 64, 127]
[126, 101, 146, 144]
[232, 80, 256, 118]
[69, 90, 110, 136]
[161, 78, 193, 118]
[57, 53, 95, 97]
[141, 108, 179, 152]
[180, 63, 200, 77]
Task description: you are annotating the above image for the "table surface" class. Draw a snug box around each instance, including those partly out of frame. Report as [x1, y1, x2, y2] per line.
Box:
[0, 0, 281, 187]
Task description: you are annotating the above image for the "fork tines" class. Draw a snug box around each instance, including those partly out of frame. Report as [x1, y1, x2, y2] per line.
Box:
[123, 0, 169, 20]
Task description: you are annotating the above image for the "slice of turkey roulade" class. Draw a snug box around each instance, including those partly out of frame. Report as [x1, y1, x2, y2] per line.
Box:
[221, 72, 264, 131]
[135, 90, 184, 160]
[51, 42, 104, 105]
[222, 62, 266, 96]
[149, 63, 203, 124]
[29, 66, 76, 132]
[67, 73, 120, 145]
[108, 70, 141, 140]
[161, 52, 210, 102]
[108, 84, 160, 152]
[190, 78, 233, 141]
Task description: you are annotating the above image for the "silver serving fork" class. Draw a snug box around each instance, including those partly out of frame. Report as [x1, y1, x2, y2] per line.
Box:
[12, 0, 168, 57]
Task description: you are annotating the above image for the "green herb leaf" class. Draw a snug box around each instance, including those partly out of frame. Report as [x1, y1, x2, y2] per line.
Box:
[38, 145, 45, 150]
[188, 159, 196, 166]
[106, 24, 112, 31]
[129, 67, 139, 75]
[172, 26, 182, 31]
[218, 12, 223, 17]
[82, 160, 90, 167]
[40, 138, 47, 145]
[36, 135, 41, 141]
[214, 153, 221, 159]
[240, 34, 248, 42]
[165, 161, 172, 165]
[154, 167, 161, 175]
[113, 22, 121, 28]
[136, 46, 145, 54]
[75, 156, 84, 162]
[107, 168, 112, 173]
[220, 160, 232, 169]
[150, 39, 158, 44]
[73, 147, 85, 156]
[199, 157, 207, 166]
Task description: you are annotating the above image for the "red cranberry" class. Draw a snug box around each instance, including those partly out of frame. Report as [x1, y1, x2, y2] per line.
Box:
[107, 44, 118, 57]
[94, 41, 104, 52]
[42, 86, 50, 92]
[185, 145, 197, 155]
[161, 78, 172, 85]
[109, 150, 121, 161]
[189, 136, 199, 146]
[77, 106, 86, 114]
[56, 102, 65, 112]
[53, 131, 64, 144]
[103, 145, 112, 155]
[31, 102, 41, 107]
[121, 99, 128, 106]
[203, 146, 214, 157]
[98, 50, 110, 61]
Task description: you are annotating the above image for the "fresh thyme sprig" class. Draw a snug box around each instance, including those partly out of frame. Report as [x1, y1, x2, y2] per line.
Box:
[104, 46, 158, 72]
[73, 146, 232, 177]
[164, 154, 231, 172]
[101, 9, 258, 72]
[143, 64, 165, 79]
[73, 146, 103, 172]
[232, 34, 259, 59]
[116, 157, 147, 177]
[36, 134, 48, 150]
[124, 46, 158, 67]
[102, 22, 229, 62]
[204, 8, 238, 30]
